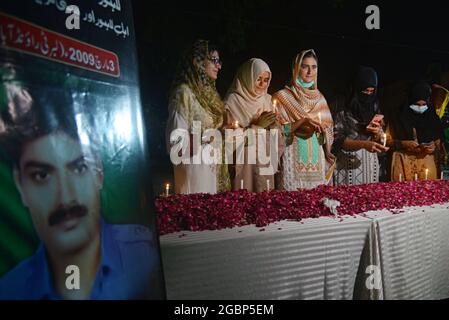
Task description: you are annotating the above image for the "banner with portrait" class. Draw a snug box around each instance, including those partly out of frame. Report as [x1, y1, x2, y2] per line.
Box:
[0, 0, 165, 299]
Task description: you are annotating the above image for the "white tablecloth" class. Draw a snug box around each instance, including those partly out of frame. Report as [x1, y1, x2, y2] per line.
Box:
[160, 216, 372, 300]
[160, 203, 449, 300]
[363, 203, 449, 300]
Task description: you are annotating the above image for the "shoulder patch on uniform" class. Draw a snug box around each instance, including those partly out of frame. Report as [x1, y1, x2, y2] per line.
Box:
[111, 224, 153, 243]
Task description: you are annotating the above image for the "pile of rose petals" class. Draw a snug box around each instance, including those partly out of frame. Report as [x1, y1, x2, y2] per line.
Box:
[156, 180, 449, 235]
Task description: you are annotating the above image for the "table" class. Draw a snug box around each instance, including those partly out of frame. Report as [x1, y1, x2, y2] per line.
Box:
[363, 203, 449, 300]
[160, 203, 449, 300]
[160, 215, 372, 300]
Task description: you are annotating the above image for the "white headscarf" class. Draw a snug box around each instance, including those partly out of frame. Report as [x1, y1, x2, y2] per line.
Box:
[225, 58, 273, 127]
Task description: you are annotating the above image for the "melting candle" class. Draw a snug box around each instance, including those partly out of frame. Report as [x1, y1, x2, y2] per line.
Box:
[165, 183, 170, 196]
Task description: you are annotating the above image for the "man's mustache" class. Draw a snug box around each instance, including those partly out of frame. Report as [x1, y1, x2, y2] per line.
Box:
[48, 205, 88, 226]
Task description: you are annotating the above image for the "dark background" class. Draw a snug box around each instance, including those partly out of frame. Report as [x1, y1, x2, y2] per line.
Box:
[131, 0, 449, 194]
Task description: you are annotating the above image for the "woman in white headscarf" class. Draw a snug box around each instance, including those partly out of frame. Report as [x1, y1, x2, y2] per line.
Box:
[224, 58, 285, 192]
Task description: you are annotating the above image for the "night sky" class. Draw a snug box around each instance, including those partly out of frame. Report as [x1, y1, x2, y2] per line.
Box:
[131, 0, 449, 194]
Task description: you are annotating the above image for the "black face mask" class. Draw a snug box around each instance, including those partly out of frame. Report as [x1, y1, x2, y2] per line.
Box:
[358, 92, 376, 104]
[350, 91, 377, 127]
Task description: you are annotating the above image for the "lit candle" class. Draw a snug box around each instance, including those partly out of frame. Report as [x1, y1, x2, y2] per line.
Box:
[382, 133, 387, 147]
[234, 120, 239, 128]
[318, 112, 322, 124]
[240, 179, 244, 189]
[399, 173, 402, 182]
[266, 179, 270, 191]
[414, 173, 418, 181]
[165, 183, 170, 196]
[441, 171, 444, 180]
[425, 168, 429, 180]
[273, 99, 278, 113]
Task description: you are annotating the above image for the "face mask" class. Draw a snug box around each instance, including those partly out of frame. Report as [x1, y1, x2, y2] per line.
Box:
[358, 92, 376, 104]
[296, 78, 314, 89]
[409, 104, 428, 114]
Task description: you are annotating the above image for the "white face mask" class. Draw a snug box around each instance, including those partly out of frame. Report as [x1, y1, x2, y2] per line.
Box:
[409, 104, 428, 114]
